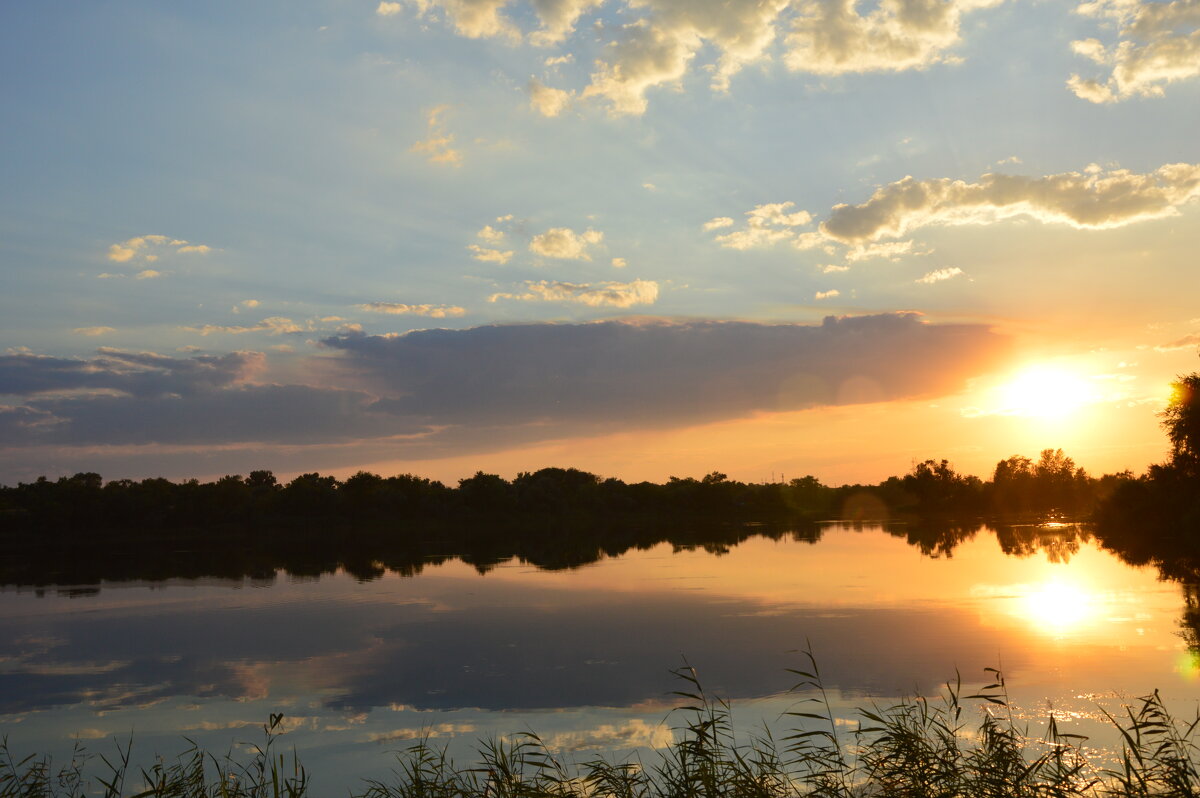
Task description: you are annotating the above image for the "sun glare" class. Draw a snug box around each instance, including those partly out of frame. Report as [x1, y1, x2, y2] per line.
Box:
[999, 366, 1096, 418]
[1017, 578, 1097, 636]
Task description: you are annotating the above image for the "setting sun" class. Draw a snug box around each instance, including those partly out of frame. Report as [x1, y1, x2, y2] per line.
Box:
[999, 367, 1098, 419]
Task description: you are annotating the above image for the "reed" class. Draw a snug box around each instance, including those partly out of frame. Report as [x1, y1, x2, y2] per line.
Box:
[4, 664, 1199, 798]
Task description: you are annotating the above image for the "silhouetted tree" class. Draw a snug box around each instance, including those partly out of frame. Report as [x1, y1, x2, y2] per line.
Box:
[1163, 373, 1200, 477]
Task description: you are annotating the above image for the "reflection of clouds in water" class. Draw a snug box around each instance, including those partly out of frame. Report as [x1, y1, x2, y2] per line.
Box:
[364, 723, 477, 744]
[541, 719, 674, 752]
[0, 574, 1032, 717]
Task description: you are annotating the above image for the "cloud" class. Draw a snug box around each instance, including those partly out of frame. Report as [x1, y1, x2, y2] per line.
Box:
[406, 0, 522, 41]
[320, 314, 1010, 434]
[580, 0, 802, 115]
[711, 202, 814, 250]
[377, 1, 403, 15]
[411, 105, 463, 167]
[703, 217, 735, 231]
[365, 723, 477, 744]
[1154, 333, 1200, 352]
[784, 0, 1004, 75]
[529, 226, 604, 259]
[0, 384, 408, 447]
[543, 719, 674, 752]
[357, 302, 468, 318]
[135, 269, 161, 280]
[820, 162, 1200, 243]
[845, 240, 924, 262]
[529, 78, 574, 117]
[0, 316, 1008, 456]
[72, 326, 115, 337]
[0, 349, 260, 399]
[179, 317, 359, 336]
[489, 279, 658, 307]
[476, 225, 506, 243]
[401, 0, 1002, 116]
[814, 289, 840, 300]
[468, 243, 515, 263]
[528, 0, 603, 46]
[611, 257, 627, 268]
[1069, 0, 1200, 103]
[105, 235, 212, 265]
[916, 266, 964, 284]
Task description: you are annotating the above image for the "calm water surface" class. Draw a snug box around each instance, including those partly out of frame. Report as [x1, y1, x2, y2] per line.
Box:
[1, 523, 1196, 792]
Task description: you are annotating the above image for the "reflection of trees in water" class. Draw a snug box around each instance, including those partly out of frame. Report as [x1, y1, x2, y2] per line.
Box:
[8, 512, 1200, 667]
[0, 519, 827, 590]
[1181, 582, 1200, 656]
[992, 523, 1089, 563]
[886, 520, 979, 559]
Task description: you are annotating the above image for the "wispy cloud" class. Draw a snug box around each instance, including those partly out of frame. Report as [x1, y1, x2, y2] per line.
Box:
[411, 105, 462, 167]
[489, 279, 658, 307]
[357, 302, 467, 318]
[916, 267, 965, 284]
[1154, 333, 1200, 352]
[543, 719, 674, 752]
[468, 244, 514, 264]
[821, 162, 1200, 243]
[72, 326, 116, 337]
[711, 161, 1200, 261]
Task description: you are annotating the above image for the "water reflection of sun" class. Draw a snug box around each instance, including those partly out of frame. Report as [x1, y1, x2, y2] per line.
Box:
[1018, 578, 1096, 636]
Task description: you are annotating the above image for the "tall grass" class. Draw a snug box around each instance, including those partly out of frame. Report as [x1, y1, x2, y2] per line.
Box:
[4, 663, 1199, 797]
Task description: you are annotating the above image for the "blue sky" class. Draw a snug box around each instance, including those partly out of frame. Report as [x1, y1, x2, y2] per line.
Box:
[2, 0, 1199, 484]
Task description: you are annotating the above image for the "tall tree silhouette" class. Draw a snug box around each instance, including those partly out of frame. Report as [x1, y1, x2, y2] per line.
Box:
[1163, 372, 1200, 477]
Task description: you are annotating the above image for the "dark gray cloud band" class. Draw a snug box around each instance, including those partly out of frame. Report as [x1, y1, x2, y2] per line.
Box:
[321, 313, 1009, 427]
[0, 314, 1008, 455]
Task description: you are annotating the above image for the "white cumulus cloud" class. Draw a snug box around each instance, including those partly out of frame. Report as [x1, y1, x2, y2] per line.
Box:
[712, 202, 813, 250]
[529, 78, 574, 117]
[1069, 0, 1200, 103]
[529, 226, 604, 259]
[785, 0, 1004, 75]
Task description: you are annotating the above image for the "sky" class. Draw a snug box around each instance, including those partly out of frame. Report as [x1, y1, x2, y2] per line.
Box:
[1, 0, 1199, 487]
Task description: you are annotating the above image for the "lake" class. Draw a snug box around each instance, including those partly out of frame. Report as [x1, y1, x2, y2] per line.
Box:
[1, 521, 1196, 794]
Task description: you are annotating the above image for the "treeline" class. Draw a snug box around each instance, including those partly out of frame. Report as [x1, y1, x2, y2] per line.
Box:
[0, 448, 1125, 536]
